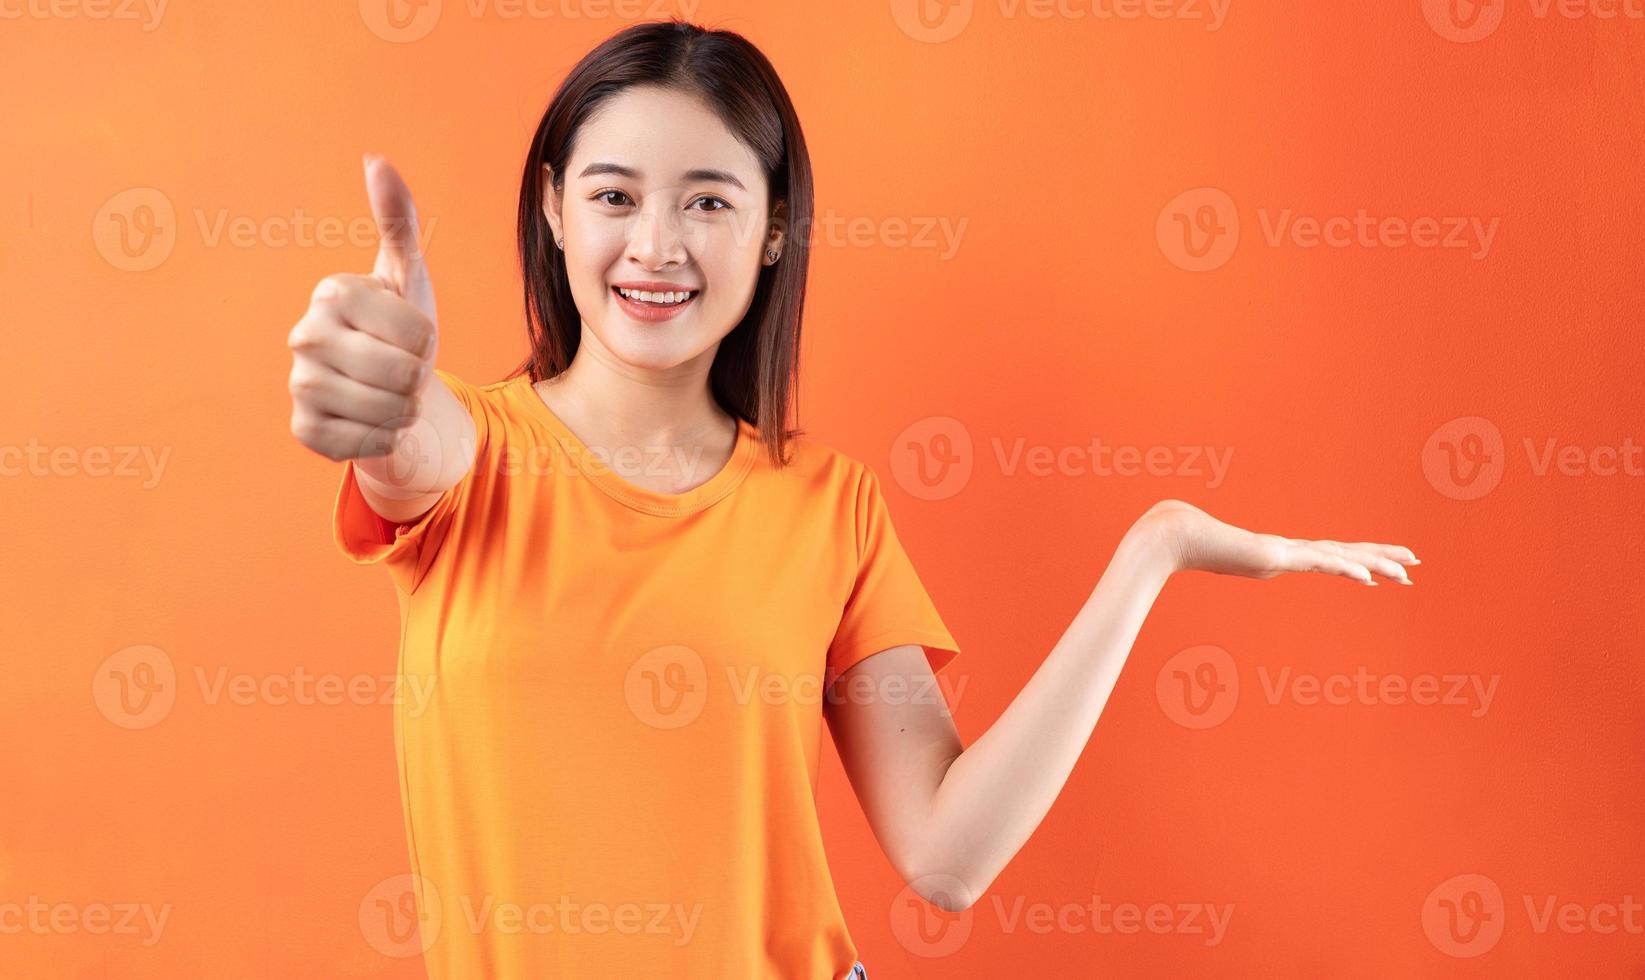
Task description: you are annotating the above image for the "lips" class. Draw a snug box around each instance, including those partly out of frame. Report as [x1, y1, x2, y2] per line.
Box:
[610, 285, 697, 307]
[611, 285, 699, 322]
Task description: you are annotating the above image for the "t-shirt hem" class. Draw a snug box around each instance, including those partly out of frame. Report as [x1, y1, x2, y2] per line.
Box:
[827, 627, 961, 691]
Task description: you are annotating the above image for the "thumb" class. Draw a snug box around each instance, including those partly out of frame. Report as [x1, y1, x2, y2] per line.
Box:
[363, 153, 428, 299]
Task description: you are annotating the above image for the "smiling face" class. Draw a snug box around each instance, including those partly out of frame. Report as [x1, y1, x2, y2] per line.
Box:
[543, 84, 785, 376]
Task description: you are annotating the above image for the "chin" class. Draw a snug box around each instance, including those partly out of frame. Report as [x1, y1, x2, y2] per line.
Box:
[599, 324, 708, 372]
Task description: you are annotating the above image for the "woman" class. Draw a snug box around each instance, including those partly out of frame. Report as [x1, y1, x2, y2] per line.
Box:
[286, 19, 1417, 979]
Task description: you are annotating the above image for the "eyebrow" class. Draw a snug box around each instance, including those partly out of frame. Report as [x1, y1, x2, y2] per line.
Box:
[576, 161, 747, 192]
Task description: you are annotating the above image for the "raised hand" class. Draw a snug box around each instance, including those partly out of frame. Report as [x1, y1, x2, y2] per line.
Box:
[287, 154, 438, 462]
[1141, 499, 1419, 586]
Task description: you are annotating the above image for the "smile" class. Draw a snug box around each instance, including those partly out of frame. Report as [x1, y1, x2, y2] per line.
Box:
[613, 286, 698, 306]
[611, 285, 699, 322]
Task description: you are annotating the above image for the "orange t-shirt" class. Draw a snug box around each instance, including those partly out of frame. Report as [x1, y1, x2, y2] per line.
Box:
[332, 368, 961, 979]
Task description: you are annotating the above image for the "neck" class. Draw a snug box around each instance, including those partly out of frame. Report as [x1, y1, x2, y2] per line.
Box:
[541, 333, 733, 451]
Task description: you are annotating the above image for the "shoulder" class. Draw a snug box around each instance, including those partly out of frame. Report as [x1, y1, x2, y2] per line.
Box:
[755, 433, 896, 554]
[427, 369, 541, 440]
[432, 367, 523, 405]
[762, 429, 880, 497]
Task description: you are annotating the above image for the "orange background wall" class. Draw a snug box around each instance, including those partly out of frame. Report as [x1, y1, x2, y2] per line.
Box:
[3, 2, 1641, 977]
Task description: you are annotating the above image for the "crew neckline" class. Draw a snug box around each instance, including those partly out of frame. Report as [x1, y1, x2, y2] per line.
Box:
[508, 375, 758, 517]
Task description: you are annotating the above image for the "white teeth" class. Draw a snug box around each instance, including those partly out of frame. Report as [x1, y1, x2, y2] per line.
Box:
[618, 287, 695, 304]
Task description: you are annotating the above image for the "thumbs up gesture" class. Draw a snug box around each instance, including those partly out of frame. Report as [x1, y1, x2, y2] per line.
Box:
[367, 153, 438, 339]
[287, 155, 439, 461]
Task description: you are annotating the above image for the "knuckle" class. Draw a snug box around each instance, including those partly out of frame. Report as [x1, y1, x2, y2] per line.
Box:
[310, 274, 351, 308]
[290, 313, 335, 352]
[399, 358, 427, 393]
[290, 415, 320, 445]
[287, 369, 323, 400]
[287, 321, 316, 351]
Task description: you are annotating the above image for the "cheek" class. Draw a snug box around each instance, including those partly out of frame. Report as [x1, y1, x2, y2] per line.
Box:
[570, 237, 624, 298]
[700, 230, 763, 287]
[696, 268, 763, 334]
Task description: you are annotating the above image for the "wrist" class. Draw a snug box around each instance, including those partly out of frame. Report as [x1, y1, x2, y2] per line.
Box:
[1119, 507, 1184, 581]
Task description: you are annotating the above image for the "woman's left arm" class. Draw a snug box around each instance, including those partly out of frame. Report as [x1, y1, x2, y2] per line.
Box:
[824, 499, 1419, 911]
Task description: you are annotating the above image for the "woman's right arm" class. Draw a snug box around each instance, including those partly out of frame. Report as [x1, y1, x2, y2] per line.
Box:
[285, 154, 475, 525]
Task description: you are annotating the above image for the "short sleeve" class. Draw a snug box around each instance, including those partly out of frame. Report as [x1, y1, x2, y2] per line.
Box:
[331, 368, 492, 595]
[825, 466, 961, 691]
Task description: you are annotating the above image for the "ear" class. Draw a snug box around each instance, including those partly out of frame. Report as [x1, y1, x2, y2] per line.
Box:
[764, 199, 788, 263]
[541, 164, 563, 243]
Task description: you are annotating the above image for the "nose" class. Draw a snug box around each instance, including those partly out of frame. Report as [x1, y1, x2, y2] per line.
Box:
[624, 197, 688, 269]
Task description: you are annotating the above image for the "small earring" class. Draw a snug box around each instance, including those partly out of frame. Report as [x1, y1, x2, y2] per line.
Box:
[766, 249, 778, 262]
[556, 238, 564, 249]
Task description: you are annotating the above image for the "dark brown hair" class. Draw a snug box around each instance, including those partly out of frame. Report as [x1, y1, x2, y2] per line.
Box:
[512, 18, 812, 468]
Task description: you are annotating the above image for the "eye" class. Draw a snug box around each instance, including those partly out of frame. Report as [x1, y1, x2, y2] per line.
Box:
[593, 189, 632, 208]
[691, 196, 731, 213]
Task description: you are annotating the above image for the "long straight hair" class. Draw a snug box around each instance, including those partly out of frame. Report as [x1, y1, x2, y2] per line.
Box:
[513, 19, 812, 468]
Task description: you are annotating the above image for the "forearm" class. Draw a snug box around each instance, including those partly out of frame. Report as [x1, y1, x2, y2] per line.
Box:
[354, 373, 476, 521]
[916, 516, 1176, 907]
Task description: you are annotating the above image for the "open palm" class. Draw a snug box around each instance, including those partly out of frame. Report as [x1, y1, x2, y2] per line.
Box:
[1144, 500, 1418, 586]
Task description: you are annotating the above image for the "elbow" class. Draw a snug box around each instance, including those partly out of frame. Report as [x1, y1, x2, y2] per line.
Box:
[914, 873, 983, 913]
[921, 881, 981, 913]
[903, 860, 986, 913]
